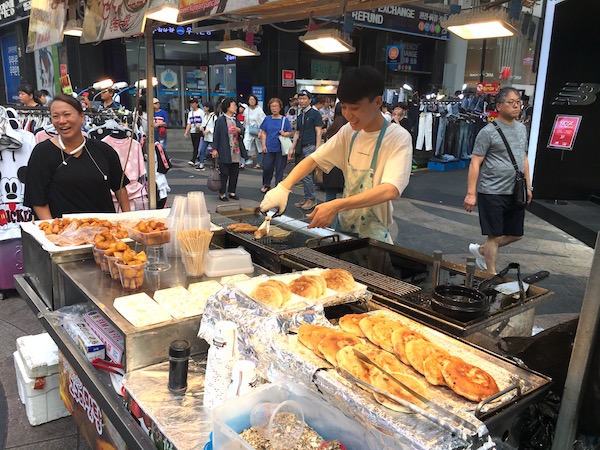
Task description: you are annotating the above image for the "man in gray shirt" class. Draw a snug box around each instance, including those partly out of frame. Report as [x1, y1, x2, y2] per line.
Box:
[463, 87, 533, 273]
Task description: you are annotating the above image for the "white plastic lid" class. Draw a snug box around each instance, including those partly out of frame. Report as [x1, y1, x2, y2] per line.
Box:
[204, 247, 254, 277]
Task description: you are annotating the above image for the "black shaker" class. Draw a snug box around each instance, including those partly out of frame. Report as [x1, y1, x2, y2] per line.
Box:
[168, 340, 191, 394]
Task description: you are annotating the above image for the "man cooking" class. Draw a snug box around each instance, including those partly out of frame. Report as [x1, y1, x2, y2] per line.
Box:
[260, 66, 413, 244]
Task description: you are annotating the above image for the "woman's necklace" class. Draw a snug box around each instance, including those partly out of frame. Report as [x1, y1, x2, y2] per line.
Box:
[58, 135, 86, 155]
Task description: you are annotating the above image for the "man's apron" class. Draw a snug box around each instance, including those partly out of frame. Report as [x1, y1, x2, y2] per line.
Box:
[337, 121, 393, 244]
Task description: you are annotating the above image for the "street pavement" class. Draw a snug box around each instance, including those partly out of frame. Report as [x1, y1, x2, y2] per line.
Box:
[0, 132, 593, 449]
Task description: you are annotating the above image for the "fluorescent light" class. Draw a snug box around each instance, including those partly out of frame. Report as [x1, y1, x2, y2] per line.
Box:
[146, 4, 181, 23]
[299, 29, 355, 54]
[93, 79, 114, 90]
[63, 19, 82, 37]
[403, 84, 413, 90]
[182, 40, 200, 44]
[216, 39, 260, 57]
[462, 83, 468, 91]
[441, 9, 518, 40]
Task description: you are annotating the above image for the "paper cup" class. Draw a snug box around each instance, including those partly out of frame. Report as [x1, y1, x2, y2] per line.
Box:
[116, 261, 146, 291]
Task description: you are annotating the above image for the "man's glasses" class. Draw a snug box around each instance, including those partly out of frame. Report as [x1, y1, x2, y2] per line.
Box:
[503, 99, 522, 106]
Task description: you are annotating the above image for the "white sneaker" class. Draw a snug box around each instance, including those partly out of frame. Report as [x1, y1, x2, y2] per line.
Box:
[469, 243, 488, 271]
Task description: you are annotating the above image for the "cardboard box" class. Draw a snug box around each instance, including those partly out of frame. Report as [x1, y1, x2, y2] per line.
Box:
[83, 310, 124, 364]
[63, 320, 105, 361]
[13, 350, 70, 426]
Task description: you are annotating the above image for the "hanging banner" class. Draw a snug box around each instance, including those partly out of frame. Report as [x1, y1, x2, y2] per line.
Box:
[547, 115, 582, 151]
[1, 34, 20, 104]
[26, 0, 67, 53]
[35, 46, 60, 97]
[81, 0, 149, 44]
[178, 0, 268, 23]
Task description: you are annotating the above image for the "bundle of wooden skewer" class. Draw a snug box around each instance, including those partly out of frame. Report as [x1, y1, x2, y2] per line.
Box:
[176, 229, 213, 276]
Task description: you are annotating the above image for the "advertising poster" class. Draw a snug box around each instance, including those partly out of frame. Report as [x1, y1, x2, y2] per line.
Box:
[178, 0, 268, 23]
[547, 115, 582, 151]
[26, 0, 67, 53]
[282, 69, 295, 88]
[81, 0, 149, 44]
[251, 86, 264, 109]
[1, 34, 21, 104]
[58, 353, 126, 450]
[35, 45, 60, 97]
[386, 44, 402, 71]
[476, 82, 501, 95]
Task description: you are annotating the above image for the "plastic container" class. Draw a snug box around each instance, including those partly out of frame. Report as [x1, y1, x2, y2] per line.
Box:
[212, 382, 382, 450]
[181, 250, 206, 277]
[203, 247, 253, 277]
[126, 226, 171, 246]
[105, 255, 121, 281]
[116, 261, 146, 291]
[92, 246, 109, 273]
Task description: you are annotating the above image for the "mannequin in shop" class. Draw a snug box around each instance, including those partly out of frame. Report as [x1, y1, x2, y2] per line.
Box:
[261, 66, 412, 244]
[464, 87, 532, 273]
[24, 94, 131, 219]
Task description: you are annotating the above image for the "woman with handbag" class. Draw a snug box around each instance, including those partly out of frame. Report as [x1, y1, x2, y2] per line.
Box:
[195, 101, 216, 170]
[211, 97, 247, 201]
[243, 94, 266, 169]
[259, 97, 293, 193]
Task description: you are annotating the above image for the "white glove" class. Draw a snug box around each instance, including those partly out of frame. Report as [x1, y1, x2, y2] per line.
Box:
[260, 185, 290, 215]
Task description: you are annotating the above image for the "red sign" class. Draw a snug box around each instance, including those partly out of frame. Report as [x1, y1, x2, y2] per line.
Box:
[60, 64, 67, 77]
[476, 82, 501, 95]
[548, 115, 582, 150]
[282, 69, 295, 88]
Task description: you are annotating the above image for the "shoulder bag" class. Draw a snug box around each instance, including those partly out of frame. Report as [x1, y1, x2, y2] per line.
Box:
[278, 117, 292, 156]
[207, 159, 221, 192]
[493, 122, 527, 209]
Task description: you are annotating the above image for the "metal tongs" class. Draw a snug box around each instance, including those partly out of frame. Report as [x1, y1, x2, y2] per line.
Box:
[258, 209, 282, 236]
[91, 357, 125, 376]
[337, 349, 486, 445]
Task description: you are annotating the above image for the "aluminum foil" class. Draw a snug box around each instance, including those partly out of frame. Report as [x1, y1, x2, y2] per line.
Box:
[199, 286, 496, 450]
[122, 359, 211, 450]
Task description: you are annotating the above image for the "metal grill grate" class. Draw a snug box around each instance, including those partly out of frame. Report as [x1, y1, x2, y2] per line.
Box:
[284, 247, 421, 297]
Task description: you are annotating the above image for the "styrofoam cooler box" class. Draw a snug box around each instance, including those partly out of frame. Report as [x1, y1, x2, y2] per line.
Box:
[16, 333, 59, 379]
[13, 351, 70, 425]
[212, 382, 385, 450]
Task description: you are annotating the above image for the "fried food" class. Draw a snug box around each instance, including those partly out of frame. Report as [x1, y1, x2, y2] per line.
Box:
[227, 223, 259, 233]
[370, 370, 427, 412]
[288, 275, 323, 299]
[391, 327, 428, 365]
[38, 218, 128, 245]
[297, 324, 331, 350]
[353, 343, 406, 375]
[309, 327, 338, 358]
[442, 358, 500, 402]
[422, 349, 454, 386]
[322, 269, 356, 292]
[405, 339, 438, 375]
[252, 279, 292, 308]
[338, 313, 369, 337]
[130, 220, 170, 245]
[370, 318, 403, 353]
[317, 331, 363, 366]
[336, 345, 374, 384]
[253, 227, 268, 239]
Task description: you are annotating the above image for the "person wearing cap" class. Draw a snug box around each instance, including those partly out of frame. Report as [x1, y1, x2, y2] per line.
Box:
[288, 89, 323, 210]
[153, 98, 169, 155]
[99, 87, 120, 111]
[261, 66, 412, 244]
[184, 97, 205, 167]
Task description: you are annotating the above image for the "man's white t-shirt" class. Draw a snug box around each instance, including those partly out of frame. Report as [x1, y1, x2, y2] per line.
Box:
[187, 108, 206, 133]
[311, 122, 412, 227]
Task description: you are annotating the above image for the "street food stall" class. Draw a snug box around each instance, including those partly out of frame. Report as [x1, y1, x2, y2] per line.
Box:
[15, 205, 554, 450]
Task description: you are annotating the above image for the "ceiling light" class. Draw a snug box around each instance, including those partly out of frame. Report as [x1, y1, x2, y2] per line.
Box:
[216, 39, 260, 57]
[299, 29, 355, 54]
[145, 0, 184, 25]
[182, 40, 200, 44]
[441, 9, 518, 40]
[403, 84, 413, 91]
[134, 77, 159, 89]
[63, 19, 83, 37]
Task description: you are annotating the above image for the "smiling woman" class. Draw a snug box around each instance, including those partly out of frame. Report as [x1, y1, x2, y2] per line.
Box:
[23, 94, 131, 219]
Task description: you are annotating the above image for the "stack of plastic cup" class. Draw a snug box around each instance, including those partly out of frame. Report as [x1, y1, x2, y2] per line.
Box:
[185, 191, 211, 230]
[203, 320, 239, 410]
[165, 195, 187, 257]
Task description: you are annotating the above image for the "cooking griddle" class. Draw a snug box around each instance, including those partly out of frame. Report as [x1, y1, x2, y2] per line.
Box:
[282, 239, 553, 337]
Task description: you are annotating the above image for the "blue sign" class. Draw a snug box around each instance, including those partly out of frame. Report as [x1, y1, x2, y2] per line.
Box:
[251, 86, 265, 110]
[176, 26, 185, 35]
[1, 34, 21, 104]
[153, 26, 212, 37]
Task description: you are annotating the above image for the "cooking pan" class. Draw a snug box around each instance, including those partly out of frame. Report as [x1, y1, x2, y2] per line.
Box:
[431, 284, 489, 321]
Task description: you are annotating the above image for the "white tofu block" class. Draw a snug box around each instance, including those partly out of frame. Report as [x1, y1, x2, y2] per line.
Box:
[153, 285, 211, 319]
[16, 333, 59, 379]
[113, 292, 171, 328]
[13, 351, 70, 426]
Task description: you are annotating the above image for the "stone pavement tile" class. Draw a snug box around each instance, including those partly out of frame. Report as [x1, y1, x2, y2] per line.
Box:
[5, 394, 80, 449]
[1, 354, 18, 398]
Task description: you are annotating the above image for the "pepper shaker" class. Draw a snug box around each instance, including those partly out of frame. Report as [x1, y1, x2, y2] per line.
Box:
[168, 340, 191, 394]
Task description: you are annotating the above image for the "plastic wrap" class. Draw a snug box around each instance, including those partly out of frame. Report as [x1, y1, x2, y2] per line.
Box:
[122, 359, 211, 450]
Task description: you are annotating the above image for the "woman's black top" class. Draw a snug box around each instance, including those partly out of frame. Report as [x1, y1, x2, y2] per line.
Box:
[24, 138, 129, 218]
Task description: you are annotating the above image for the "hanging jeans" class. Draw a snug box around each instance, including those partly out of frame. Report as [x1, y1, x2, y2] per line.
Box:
[458, 121, 471, 159]
[416, 113, 433, 151]
[435, 115, 448, 156]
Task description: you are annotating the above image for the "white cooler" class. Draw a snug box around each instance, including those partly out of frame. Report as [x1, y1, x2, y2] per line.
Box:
[13, 333, 70, 425]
